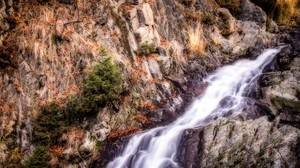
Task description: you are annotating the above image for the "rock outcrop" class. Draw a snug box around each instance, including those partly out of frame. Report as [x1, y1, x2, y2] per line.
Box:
[0, 0, 298, 167]
[177, 29, 300, 168]
[179, 117, 300, 168]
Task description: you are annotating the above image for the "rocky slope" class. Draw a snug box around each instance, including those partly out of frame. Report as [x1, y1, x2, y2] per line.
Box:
[177, 34, 300, 167]
[0, 0, 299, 167]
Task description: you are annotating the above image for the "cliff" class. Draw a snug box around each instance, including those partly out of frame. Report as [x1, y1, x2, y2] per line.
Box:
[0, 0, 299, 167]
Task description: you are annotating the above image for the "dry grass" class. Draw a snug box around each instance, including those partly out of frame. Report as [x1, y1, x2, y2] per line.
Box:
[254, 0, 300, 26]
[61, 127, 85, 154]
[169, 40, 186, 69]
[187, 23, 206, 55]
[8, 3, 104, 105]
[211, 34, 222, 46]
[274, 0, 300, 25]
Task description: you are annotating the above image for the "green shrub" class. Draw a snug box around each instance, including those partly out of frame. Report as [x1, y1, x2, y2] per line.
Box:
[136, 41, 157, 55]
[96, 140, 103, 150]
[33, 103, 67, 146]
[66, 57, 123, 123]
[66, 96, 95, 123]
[23, 146, 50, 168]
[83, 57, 123, 107]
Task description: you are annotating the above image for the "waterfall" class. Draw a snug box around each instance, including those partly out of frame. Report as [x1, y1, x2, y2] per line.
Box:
[107, 48, 283, 168]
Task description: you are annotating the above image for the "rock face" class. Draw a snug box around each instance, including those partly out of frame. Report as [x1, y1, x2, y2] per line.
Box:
[179, 117, 300, 168]
[0, 0, 298, 167]
[259, 31, 300, 129]
[177, 30, 300, 168]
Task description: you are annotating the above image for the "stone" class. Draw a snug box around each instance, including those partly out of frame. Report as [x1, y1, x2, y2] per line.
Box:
[142, 3, 155, 26]
[217, 8, 235, 35]
[239, 0, 267, 29]
[137, 9, 146, 26]
[134, 26, 158, 43]
[178, 117, 300, 167]
[127, 0, 143, 5]
[147, 58, 163, 79]
[157, 56, 171, 75]
[141, 59, 153, 81]
[263, 69, 300, 114]
[58, 0, 75, 5]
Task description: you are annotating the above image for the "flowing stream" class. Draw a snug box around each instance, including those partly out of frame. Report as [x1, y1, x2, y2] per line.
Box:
[107, 48, 283, 168]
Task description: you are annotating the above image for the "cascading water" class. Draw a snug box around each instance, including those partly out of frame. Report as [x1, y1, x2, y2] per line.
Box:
[107, 48, 283, 168]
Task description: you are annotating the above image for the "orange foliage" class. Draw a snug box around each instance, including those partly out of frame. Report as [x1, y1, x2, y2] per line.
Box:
[148, 78, 163, 83]
[124, 4, 134, 12]
[147, 0, 155, 5]
[67, 127, 85, 141]
[131, 67, 148, 80]
[61, 127, 85, 148]
[136, 55, 144, 64]
[1, 103, 13, 113]
[139, 100, 158, 111]
[133, 113, 150, 125]
[0, 98, 17, 137]
[9, 150, 23, 162]
[39, 84, 80, 107]
[148, 53, 159, 59]
[160, 39, 169, 48]
[50, 145, 64, 156]
[122, 95, 132, 104]
[108, 126, 142, 139]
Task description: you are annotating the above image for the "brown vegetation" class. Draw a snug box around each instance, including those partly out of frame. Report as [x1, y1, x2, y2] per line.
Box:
[187, 23, 206, 55]
[107, 126, 142, 139]
[251, 0, 300, 26]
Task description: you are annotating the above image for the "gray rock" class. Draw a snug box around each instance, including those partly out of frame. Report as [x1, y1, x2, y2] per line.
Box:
[158, 56, 171, 75]
[263, 60, 300, 114]
[239, 0, 267, 29]
[137, 9, 146, 26]
[142, 3, 155, 26]
[147, 58, 163, 79]
[178, 117, 300, 168]
[127, 0, 143, 5]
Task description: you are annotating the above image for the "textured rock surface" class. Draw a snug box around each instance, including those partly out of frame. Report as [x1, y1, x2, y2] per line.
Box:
[176, 30, 300, 168]
[0, 0, 298, 167]
[179, 117, 300, 168]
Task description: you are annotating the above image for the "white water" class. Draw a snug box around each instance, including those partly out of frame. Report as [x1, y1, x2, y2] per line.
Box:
[107, 48, 283, 168]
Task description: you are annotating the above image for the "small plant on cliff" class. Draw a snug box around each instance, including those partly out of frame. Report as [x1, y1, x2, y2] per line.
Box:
[67, 56, 123, 123]
[83, 57, 123, 107]
[33, 103, 66, 146]
[136, 41, 157, 55]
[23, 146, 50, 168]
[252, 0, 300, 26]
[273, 0, 299, 25]
[187, 23, 206, 55]
[95, 140, 103, 150]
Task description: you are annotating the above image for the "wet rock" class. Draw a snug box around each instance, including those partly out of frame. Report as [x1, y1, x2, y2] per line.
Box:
[263, 70, 300, 114]
[178, 117, 300, 168]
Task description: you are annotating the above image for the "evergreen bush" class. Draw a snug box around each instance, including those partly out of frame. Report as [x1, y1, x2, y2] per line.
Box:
[23, 146, 50, 168]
